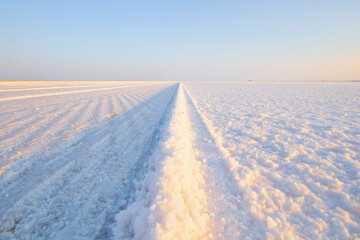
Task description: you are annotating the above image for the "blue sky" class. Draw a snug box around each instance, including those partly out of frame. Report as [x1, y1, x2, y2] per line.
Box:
[0, 0, 359, 81]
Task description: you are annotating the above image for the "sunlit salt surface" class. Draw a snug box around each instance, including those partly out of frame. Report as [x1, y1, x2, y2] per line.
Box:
[0, 81, 359, 239]
[182, 82, 360, 239]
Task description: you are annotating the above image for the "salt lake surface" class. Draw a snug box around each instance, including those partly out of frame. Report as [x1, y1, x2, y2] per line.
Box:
[0, 81, 359, 239]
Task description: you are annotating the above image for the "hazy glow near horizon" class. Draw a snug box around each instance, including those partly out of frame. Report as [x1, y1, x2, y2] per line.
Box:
[1, 1, 359, 81]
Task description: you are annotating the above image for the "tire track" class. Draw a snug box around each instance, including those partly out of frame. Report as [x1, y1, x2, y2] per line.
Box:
[96, 85, 179, 239]
[183, 85, 300, 239]
[113, 84, 211, 240]
[182, 86, 261, 239]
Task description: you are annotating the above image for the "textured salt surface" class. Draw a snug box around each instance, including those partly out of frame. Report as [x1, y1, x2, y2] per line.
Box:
[1, 81, 359, 239]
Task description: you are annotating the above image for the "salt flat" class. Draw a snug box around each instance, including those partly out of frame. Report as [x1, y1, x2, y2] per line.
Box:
[0, 81, 174, 173]
[0, 81, 359, 239]
[183, 82, 360, 239]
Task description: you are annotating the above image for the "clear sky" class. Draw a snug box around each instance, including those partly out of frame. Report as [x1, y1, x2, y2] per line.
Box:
[1, 0, 359, 81]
